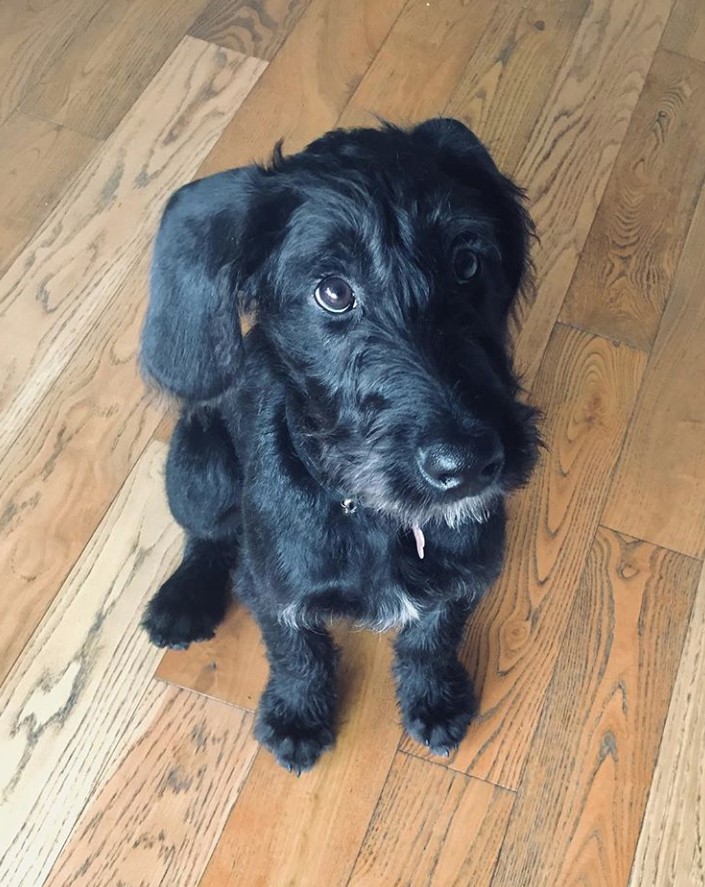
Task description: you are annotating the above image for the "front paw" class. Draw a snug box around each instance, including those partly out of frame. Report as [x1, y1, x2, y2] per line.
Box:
[255, 682, 335, 774]
[142, 571, 226, 649]
[398, 661, 476, 755]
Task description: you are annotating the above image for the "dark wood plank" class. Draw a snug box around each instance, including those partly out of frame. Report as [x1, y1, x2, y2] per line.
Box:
[602, 180, 705, 558]
[490, 528, 700, 886]
[197, 631, 401, 887]
[560, 49, 705, 351]
[338, 0, 497, 129]
[661, 0, 705, 62]
[197, 0, 407, 174]
[0, 112, 99, 222]
[508, 0, 674, 387]
[22, 0, 214, 139]
[0, 0, 105, 126]
[402, 325, 647, 787]
[348, 753, 514, 887]
[45, 684, 257, 887]
[190, 0, 310, 60]
[444, 0, 588, 174]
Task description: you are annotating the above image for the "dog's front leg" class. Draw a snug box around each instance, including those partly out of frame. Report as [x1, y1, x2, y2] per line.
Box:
[253, 614, 338, 774]
[393, 598, 476, 756]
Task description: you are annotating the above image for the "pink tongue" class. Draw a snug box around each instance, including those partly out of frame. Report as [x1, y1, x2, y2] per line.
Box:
[412, 524, 426, 559]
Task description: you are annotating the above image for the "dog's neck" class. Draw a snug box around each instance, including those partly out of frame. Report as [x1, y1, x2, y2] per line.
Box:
[283, 397, 426, 559]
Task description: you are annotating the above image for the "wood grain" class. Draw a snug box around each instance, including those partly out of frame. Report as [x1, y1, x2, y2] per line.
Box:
[190, 0, 311, 60]
[0, 112, 99, 222]
[348, 752, 514, 887]
[0, 257, 164, 685]
[0, 215, 33, 278]
[198, 0, 407, 174]
[0, 0, 104, 126]
[45, 683, 257, 887]
[0, 37, 265, 465]
[404, 325, 647, 787]
[628, 564, 705, 887]
[338, 0, 496, 129]
[21, 0, 214, 140]
[560, 49, 705, 351]
[602, 179, 705, 558]
[197, 630, 401, 887]
[490, 528, 700, 887]
[158, 604, 268, 710]
[0, 442, 182, 887]
[661, 0, 705, 62]
[510, 0, 673, 387]
[444, 0, 588, 173]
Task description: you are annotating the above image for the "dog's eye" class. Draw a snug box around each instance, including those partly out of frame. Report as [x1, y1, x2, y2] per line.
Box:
[314, 277, 356, 313]
[452, 245, 479, 283]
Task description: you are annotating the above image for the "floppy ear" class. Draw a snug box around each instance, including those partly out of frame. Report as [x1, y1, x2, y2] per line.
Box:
[141, 168, 260, 403]
[413, 118, 534, 295]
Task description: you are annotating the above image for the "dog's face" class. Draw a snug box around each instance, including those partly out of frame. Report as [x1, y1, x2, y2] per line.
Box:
[143, 119, 539, 527]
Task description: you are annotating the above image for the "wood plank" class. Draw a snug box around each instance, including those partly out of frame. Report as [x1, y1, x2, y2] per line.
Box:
[348, 752, 514, 887]
[602, 181, 705, 558]
[0, 257, 164, 685]
[197, 631, 401, 887]
[402, 325, 647, 787]
[490, 529, 700, 887]
[509, 0, 673, 387]
[0, 442, 183, 887]
[0, 112, 99, 222]
[338, 0, 496, 129]
[21, 0, 213, 140]
[0, 215, 33, 278]
[661, 0, 705, 63]
[0, 37, 265, 464]
[45, 683, 257, 887]
[190, 0, 311, 61]
[157, 604, 267, 711]
[628, 564, 705, 886]
[560, 49, 705, 351]
[197, 0, 407, 174]
[0, 0, 105, 126]
[444, 0, 588, 173]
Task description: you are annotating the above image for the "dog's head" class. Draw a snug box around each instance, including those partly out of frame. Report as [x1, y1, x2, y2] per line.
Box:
[142, 119, 539, 527]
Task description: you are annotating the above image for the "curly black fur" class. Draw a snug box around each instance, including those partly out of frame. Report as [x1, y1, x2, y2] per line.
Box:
[140, 119, 540, 772]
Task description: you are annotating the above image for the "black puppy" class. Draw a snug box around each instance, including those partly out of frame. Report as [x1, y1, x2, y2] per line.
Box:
[141, 119, 539, 773]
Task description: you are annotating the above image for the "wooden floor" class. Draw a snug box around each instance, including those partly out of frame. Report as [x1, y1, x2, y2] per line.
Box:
[1, 0, 704, 884]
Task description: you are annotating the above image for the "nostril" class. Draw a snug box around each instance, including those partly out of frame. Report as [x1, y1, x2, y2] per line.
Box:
[479, 455, 504, 482]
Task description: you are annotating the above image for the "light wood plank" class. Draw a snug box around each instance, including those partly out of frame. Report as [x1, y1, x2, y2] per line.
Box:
[197, 0, 407, 174]
[0, 442, 182, 887]
[0, 37, 265, 465]
[0, 0, 105, 126]
[0, 112, 99, 222]
[602, 180, 705, 558]
[509, 0, 674, 387]
[0, 215, 33, 278]
[560, 49, 705, 351]
[403, 325, 646, 787]
[661, 0, 705, 63]
[21, 0, 214, 140]
[444, 0, 588, 173]
[628, 564, 705, 887]
[491, 528, 700, 887]
[157, 604, 267, 711]
[45, 684, 257, 887]
[197, 631, 401, 887]
[338, 0, 497, 129]
[0, 257, 164, 685]
[348, 753, 514, 887]
[190, 0, 311, 61]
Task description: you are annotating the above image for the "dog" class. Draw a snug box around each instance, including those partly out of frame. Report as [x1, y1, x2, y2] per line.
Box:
[140, 118, 540, 773]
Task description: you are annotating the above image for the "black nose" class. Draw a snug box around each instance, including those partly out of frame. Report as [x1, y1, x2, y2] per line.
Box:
[417, 433, 504, 495]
